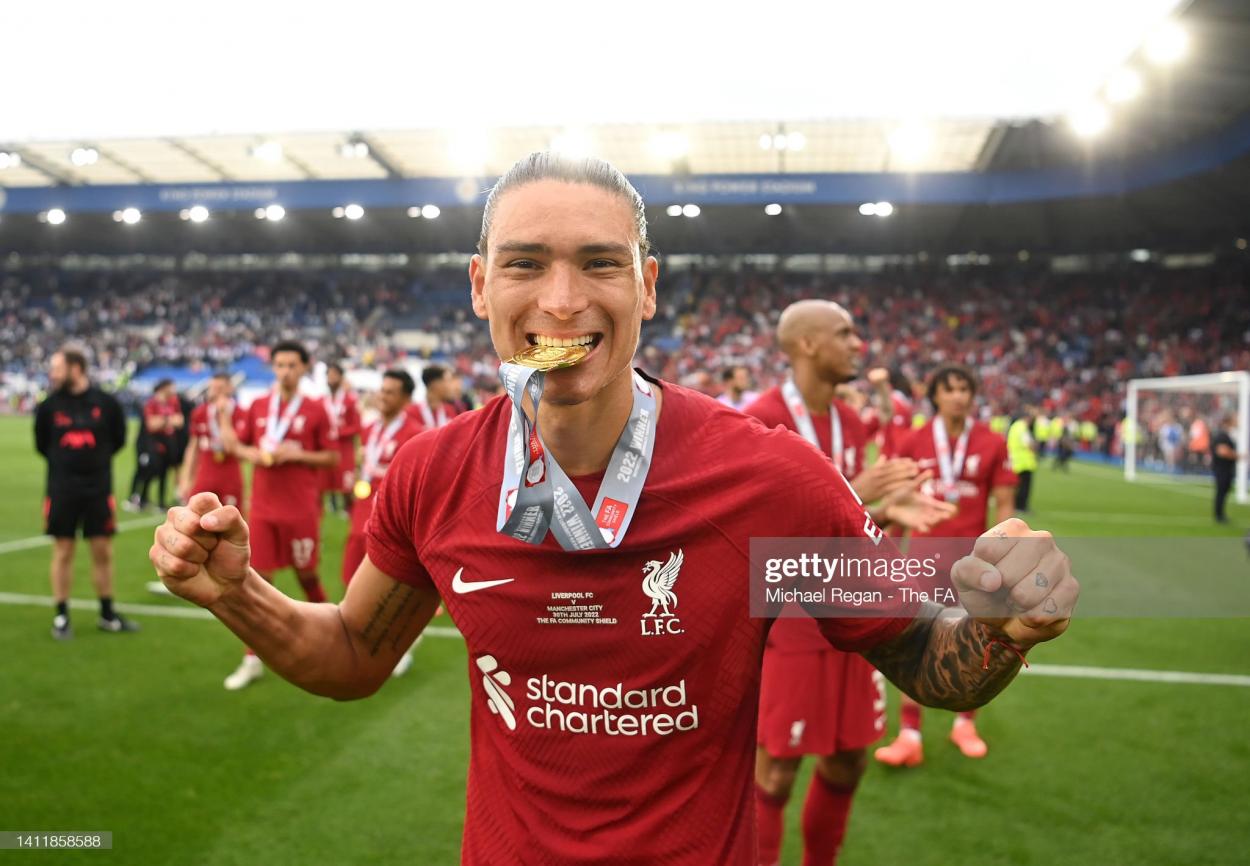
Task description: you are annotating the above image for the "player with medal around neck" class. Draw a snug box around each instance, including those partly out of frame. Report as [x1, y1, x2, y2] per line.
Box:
[468, 173, 660, 480]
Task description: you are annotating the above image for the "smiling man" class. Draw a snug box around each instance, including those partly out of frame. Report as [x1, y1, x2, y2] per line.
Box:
[150, 153, 1079, 865]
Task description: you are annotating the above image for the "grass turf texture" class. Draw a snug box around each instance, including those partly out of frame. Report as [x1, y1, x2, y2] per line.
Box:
[1, 414, 1247, 865]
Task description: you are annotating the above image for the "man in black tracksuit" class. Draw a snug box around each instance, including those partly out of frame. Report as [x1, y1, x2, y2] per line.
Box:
[1211, 415, 1241, 524]
[34, 349, 140, 639]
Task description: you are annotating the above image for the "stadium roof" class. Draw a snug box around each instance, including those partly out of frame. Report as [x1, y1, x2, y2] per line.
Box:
[1, 0, 1248, 256]
[7, 0, 1248, 184]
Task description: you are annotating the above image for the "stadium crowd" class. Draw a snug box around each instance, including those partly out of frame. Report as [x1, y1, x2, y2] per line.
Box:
[4, 263, 1247, 461]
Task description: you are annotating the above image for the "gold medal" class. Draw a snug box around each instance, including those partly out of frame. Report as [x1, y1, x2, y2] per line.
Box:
[260, 450, 275, 467]
[507, 343, 589, 372]
[213, 452, 225, 464]
[353, 479, 372, 499]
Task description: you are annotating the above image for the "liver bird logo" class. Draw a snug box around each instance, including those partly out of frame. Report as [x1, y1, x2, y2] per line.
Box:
[641, 549, 684, 618]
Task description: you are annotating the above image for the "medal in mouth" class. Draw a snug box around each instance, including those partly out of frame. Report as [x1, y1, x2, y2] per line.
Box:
[508, 334, 599, 371]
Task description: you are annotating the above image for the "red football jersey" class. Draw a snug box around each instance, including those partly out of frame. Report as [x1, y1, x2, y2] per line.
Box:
[326, 387, 361, 439]
[143, 395, 182, 449]
[367, 376, 918, 865]
[240, 392, 335, 520]
[189, 402, 247, 492]
[895, 418, 1016, 538]
[408, 400, 458, 429]
[349, 414, 426, 537]
[746, 388, 871, 654]
[744, 386, 867, 480]
[879, 391, 914, 458]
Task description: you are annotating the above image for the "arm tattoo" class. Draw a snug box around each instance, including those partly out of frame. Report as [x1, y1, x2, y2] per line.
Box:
[864, 602, 1024, 711]
[359, 582, 423, 657]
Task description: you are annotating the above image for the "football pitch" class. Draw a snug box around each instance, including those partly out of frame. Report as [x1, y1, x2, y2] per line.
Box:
[2, 414, 1248, 865]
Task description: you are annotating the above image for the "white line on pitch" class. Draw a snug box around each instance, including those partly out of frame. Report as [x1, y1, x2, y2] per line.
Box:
[0, 517, 159, 555]
[0, 592, 462, 638]
[1024, 663, 1250, 688]
[1039, 510, 1224, 526]
[1, 592, 1245, 685]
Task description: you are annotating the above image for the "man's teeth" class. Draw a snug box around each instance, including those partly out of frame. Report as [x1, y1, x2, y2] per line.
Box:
[534, 335, 595, 348]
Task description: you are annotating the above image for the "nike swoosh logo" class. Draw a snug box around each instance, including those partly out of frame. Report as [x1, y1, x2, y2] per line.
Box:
[451, 567, 515, 595]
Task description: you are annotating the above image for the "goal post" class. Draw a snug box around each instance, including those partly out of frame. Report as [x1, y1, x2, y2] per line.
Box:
[1125, 371, 1250, 504]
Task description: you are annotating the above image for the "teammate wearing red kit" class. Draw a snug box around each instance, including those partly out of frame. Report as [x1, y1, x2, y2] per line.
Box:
[746, 300, 954, 866]
[324, 362, 362, 514]
[863, 369, 915, 459]
[341, 368, 425, 676]
[177, 373, 247, 509]
[408, 364, 458, 428]
[875, 363, 1018, 767]
[151, 155, 1079, 864]
[221, 340, 338, 691]
[342, 369, 424, 583]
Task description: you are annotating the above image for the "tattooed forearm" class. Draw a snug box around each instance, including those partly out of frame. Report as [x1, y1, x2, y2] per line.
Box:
[360, 581, 421, 657]
[864, 602, 1024, 711]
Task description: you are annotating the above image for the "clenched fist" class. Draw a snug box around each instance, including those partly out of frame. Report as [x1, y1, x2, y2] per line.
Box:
[150, 492, 252, 608]
[950, 517, 1079, 648]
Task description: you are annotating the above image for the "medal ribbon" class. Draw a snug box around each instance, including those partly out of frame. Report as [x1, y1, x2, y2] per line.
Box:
[496, 364, 657, 551]
[262, 391, 304, 451]
[933, 417, 971, 495]
[360, 415, 405, 483]
[781, 378, 844, 473]
[206, 399, 235, 456]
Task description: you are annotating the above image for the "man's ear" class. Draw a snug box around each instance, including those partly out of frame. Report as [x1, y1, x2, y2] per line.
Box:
[469, 254, 488, 320]
[640, 255, 659, 321]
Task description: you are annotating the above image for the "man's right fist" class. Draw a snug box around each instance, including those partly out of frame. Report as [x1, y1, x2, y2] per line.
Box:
[149, 492, 251, 608]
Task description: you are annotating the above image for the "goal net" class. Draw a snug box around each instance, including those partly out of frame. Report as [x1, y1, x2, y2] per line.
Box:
[1125, 371, 1249, 504]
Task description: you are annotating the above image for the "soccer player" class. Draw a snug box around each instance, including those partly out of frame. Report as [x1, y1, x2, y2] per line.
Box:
[324, 362, 362, 515]
[341, 369, 424, 582]
[127, 379, 184, 510]
[875, 363, 1018, 767]
[871, 369, 915, 459]
[35, 348, 137, 638]
[220, 340, 338, 691]
[746, 300, 955, 866]
[410, 365, 457, 428]
[177, 372, 247, 509]
[341, 369, 426, 676]
[717, 365, 758, 411]
[150, 154, 1079, 863]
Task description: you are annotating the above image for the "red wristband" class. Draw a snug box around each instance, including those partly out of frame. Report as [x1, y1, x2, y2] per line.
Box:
[982, 637, 1029, 670]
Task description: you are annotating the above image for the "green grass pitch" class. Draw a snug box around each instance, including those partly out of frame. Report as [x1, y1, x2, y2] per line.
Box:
[1, 414, 1247, 864]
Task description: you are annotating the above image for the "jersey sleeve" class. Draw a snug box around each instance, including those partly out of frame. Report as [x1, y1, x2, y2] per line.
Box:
[809, 485, 923, 653]
[766, 436, 922, 652]
[365, 431, 437, 591]
[990, 435, 1018, 488]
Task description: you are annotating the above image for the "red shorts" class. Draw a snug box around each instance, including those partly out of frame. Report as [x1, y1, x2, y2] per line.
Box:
[341, 493, 376, 583]
[757, 649, 886, 757]
[250, 512, 321, 572]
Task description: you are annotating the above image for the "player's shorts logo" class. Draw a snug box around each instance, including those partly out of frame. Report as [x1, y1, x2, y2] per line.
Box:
[476, 654, 516, 731]
[641, 549, 685, 636]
